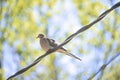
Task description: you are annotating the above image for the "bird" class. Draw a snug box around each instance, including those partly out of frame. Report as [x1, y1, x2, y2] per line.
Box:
[37, 33, 81, 61]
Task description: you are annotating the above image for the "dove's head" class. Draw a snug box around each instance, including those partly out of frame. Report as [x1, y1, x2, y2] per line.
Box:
[37, 34, 44, 38]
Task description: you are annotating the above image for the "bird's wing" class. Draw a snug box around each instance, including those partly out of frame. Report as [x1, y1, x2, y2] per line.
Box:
[46, 38, 58, 47]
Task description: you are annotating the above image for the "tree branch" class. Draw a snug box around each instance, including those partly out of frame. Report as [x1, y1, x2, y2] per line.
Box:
[7, 1, 120, 80]
[88, 53, 120, 80]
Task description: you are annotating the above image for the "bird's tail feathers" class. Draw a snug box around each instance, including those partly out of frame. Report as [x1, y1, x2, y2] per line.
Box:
[57, 47, 82, 61]
[66, 52, 82, 61]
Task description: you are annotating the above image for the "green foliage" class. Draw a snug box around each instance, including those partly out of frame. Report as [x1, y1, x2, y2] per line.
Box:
[1, 0, 120, 80]
[102, 64, 120, 80]
[73, 0, 104, 25]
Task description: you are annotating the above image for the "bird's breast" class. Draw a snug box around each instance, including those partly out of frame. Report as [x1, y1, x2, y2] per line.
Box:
[40, 38, 51, 51]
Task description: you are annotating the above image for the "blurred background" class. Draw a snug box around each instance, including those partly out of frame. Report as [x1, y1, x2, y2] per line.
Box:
[0, 0, 120, 80]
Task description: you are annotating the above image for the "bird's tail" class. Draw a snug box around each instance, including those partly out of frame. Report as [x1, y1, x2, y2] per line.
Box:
[57, 47, 82, 61]
[66, 52, 82, 61]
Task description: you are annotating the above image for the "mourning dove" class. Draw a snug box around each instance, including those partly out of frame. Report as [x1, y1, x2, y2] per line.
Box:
[37, 34, 81, 61]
